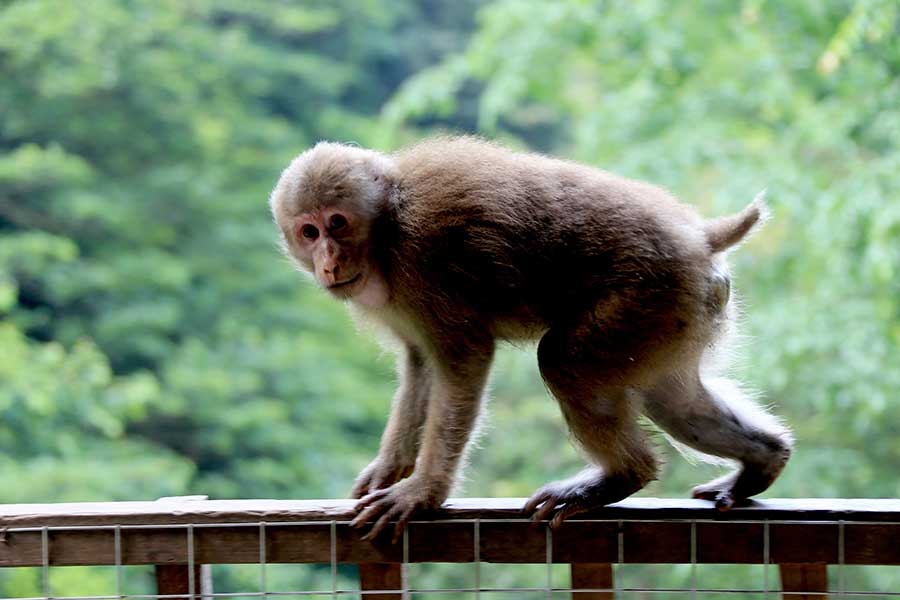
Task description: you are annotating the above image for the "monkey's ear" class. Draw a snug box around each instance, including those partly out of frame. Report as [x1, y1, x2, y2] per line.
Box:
[364, 154, 399, 211]
[377, 176, 400, 214]
[365, 153, 396, 181]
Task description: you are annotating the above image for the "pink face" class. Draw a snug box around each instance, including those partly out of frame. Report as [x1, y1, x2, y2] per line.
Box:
[290, 206, 388, 307]
[294, 206, 358, 288]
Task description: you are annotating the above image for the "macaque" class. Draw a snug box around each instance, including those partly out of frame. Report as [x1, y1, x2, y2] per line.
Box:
[269, 137, 792, 541]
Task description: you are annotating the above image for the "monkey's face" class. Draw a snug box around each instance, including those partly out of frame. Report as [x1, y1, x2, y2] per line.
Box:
[284, 204, 389, 308]
[292, 206, 361, 290]
[271, 142, 394, 308]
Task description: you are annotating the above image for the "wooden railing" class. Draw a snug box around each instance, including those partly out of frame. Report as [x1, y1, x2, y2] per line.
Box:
[0, 497, 898, 598]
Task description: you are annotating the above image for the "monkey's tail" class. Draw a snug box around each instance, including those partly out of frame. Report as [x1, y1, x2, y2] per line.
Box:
[703, 190, 769, 253]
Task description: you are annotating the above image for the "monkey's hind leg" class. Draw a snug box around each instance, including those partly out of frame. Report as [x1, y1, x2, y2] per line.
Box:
[524, 321, 660, 527]
[644, 372, 793, 510]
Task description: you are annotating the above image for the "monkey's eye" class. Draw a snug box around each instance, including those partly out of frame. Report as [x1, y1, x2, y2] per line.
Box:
[300, 224, 319, 240]
[329, 214, 347, 232]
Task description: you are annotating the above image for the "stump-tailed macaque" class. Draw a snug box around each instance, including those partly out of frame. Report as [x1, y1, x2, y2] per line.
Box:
[270, 137, 793, 541]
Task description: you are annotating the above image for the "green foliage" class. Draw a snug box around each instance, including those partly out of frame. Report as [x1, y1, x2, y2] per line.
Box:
[0, 0, 897, 595]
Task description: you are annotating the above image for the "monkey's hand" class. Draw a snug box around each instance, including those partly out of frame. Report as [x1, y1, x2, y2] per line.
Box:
[351, 476, 444, 543]
[350, 455, 416, 499]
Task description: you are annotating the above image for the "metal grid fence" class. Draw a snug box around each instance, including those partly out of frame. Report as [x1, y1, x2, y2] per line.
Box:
[0, 497, 898, 599]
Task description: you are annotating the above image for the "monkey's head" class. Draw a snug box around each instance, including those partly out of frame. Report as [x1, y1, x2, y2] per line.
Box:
[270, 142, 394, 307]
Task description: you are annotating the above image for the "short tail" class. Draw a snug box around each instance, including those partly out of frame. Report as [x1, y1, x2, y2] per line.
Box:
[703, 190, 770, 253]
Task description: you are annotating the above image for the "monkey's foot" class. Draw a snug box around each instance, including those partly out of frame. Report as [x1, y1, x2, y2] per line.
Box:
[351, 476, 443, 543]
[523, 470, 644, 528]
[692, 461, 785, 511]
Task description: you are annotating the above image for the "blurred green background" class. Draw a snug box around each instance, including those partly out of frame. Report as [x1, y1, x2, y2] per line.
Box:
[1, 0, 897, 596]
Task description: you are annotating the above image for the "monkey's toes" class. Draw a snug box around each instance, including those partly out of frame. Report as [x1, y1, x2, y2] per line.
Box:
[523, 489, 589, 528]
[692, 470, 757, 511]
[523, 473, 642, 528]
[692, 486, 736, 511]
[692, 467, 775, 511]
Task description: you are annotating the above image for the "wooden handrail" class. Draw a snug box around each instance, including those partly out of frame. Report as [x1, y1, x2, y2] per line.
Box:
[0, 498, 898, 566]
[1, 497, 899, 527]
[0, 498, 896, 599]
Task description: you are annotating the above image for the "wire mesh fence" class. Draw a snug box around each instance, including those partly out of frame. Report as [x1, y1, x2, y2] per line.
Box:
[0, 498, 898, 599]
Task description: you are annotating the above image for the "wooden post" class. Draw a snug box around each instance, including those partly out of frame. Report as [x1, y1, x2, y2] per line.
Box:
[153, 495, 214, 598]
[570, 563, 614, 599]
[155, 564, 213, 598]
[359, 562, 404, 600]
[779, 563, 827, 600]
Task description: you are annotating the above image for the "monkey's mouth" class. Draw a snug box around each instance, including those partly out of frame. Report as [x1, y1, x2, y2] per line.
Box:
[328, 273, 362, 291]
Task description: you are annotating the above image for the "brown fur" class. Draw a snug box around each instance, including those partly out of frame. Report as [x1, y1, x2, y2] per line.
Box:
[270, 136, 793, 539]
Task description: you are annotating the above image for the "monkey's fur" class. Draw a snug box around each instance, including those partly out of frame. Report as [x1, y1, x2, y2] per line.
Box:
[270, 137, 793, 540]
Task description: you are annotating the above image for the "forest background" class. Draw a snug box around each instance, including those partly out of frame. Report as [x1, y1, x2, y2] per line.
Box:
[1, 0, 898, 595]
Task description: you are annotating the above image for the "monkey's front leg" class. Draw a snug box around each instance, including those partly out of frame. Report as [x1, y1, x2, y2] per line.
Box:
[352, 345, 493, 542]
[351, 345, 431, 499]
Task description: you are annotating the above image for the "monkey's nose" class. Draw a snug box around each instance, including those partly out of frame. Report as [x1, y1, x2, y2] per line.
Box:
[321, 263, 341, 286]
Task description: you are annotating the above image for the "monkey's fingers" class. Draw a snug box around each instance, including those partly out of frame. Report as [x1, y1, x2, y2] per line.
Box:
[369, 466, 413, 494]
[355, 487, 390, 510]
[351, 475, 387, 500]
[351, 489, 391, 526]
[531, 499, 565, 523]
[522, 490, 554, 516]
[351, 504, 383, 530]
[351, 478, 384, 499]
[352, 465, 416, 500]
[549, 503, 589, 529]
[350, 481, 369, 500]
[362, 504, 415, 543]
[391, 507, 415, 545]
[362, 504, 399, 541]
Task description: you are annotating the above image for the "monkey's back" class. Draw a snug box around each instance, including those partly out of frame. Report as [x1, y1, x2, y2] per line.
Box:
[388, 137, 716, 339]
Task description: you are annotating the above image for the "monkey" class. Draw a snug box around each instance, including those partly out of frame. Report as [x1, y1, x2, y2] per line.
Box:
[269, 136, 793, 542]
